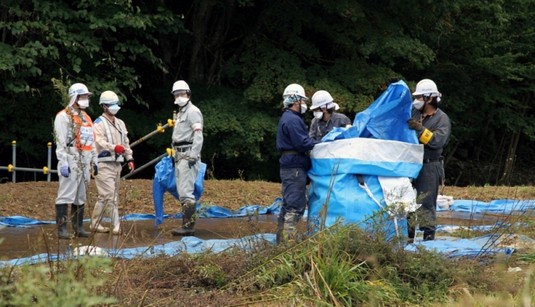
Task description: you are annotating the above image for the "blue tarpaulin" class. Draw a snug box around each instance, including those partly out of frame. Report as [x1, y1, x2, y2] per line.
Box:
[3, 198, 535, 228]
[447, 199, 535, 213]
[152, 156, 207, 226]
[0, 234, 276, 267]
[3, 198, 535, 266]
[308, 81, 422, 239]
[405, 234, 518, 258]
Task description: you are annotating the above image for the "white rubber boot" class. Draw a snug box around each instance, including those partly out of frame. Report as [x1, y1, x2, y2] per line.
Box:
[111, 206, 121, 235]
[90, 201, 110, 233]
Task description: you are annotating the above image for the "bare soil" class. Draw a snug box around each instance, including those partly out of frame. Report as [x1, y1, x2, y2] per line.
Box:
[0, 179, 283, 221]
[1, 180, 533, 221]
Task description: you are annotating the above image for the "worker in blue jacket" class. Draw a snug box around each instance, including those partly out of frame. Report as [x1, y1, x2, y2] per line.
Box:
[276, 83, 317, 243]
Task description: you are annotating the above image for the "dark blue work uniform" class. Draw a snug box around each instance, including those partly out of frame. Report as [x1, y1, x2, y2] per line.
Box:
[276, 109, 316, 219]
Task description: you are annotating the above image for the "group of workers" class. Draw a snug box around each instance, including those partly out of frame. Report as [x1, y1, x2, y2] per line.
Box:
[53, 77, 450, 244]
[53, 80, 202, 239]
[276, 79, 451, 243]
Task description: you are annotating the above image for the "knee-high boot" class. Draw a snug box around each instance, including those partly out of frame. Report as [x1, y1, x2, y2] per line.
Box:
[277, 211, 300, 244]
[72, 204, 90, 237]
[171, 200, 197, 236]
[55, 204, 71, 239]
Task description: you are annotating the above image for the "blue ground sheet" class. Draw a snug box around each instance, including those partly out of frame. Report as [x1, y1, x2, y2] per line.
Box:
[2, 198, 535, 266]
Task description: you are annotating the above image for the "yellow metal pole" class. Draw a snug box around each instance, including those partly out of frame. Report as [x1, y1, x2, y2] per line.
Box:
[129, 118, 174, 148]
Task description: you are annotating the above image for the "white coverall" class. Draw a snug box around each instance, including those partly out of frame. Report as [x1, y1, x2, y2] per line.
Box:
[172, 102, 203, 203]
[54, 107, 98, 205]
[93, 113, 133, 233]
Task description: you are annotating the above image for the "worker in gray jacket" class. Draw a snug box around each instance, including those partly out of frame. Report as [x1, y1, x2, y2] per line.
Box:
[407, 79, 451, 242]
[309, 90, 351, 141]
[170, 80, 203, 236]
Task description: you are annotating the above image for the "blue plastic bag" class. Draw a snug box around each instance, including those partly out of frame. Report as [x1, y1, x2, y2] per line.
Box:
[152, 156, 206, 226]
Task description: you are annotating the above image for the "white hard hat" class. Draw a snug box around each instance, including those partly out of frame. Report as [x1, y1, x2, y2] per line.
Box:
[68, 83, 92, 106]
[310, 90, 334, 110]
[172, 80, 191, 94]
[412, 79, 439, 97]
[282, 83, 308, 107]
[283, 83, 307, 99]
[99, 90, 120, 105]
[333, 102, 340, 111]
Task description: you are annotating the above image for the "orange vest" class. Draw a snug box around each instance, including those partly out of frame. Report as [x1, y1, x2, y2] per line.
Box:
[61, 108, 95, 151]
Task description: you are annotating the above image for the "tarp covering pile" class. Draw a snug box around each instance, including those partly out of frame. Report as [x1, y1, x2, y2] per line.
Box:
[307, 81, 422, 238]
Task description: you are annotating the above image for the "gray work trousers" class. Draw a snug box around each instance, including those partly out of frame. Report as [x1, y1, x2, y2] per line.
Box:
[174, 150, 200, 203]
[409, 161, 444, 233]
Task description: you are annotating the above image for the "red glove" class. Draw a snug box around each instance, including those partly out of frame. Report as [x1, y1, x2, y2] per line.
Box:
[128, 160, 135, 173]
[114, 144, 125, 154]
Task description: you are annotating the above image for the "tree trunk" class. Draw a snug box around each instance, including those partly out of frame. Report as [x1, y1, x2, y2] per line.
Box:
[498, 129, 520, 185]
[188, 0, 234, 84]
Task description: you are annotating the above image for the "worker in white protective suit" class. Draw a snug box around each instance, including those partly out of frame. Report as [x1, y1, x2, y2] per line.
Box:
[92, 91, 135, 235]
[54, 83, 99, 239]
[170, 80, 203, 236]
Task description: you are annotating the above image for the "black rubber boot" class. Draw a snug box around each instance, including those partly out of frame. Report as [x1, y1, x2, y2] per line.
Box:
[281, 212, 300, 243]
[56, 204, 71, 239]
[423, 229, 435, 241]
[275, 214, 285, 244]
[171, 201, 197, 236]
[407, 213, 416, 244]
[72, 204, 90, 237]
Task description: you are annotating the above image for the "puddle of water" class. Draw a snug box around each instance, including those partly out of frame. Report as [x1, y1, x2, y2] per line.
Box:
[0, 215, 278, 260]
[0, 212, 516, 261]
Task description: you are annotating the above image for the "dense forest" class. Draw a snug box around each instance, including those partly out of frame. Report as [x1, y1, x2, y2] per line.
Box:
[1, 0, 534, 185]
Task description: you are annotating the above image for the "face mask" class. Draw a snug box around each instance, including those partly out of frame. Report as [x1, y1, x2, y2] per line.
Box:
[313, 111, 323, 119]
[107, 104, 121, 115]
[78, 99, 89, 109]
[175, 97, 189, 107]
[412, 99, 424, 110]
[300, 103, 308, 114]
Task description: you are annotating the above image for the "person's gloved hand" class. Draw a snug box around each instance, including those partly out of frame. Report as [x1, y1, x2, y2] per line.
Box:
[187, 157, 197, 168]
[407, 119, 424, 131]
[114, 144, 125, 155]
[60, 165, 70, 177]
[93, 164, 99, 176]
[128, 160, 135, 173]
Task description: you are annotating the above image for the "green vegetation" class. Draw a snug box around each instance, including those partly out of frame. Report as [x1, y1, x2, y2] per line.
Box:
[0, 255, 115, 306]
[0, 1, 534, 184]
[3, 220, 535, 305]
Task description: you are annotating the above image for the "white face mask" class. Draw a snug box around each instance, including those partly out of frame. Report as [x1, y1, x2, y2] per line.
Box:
[412, 99, 424, 110]
[107, 104, 121, 115]
[174, 97, 189, 107]
[300, 103, 308, 114]
[313, 111, 323, 119]
[77, 98, 90, 109]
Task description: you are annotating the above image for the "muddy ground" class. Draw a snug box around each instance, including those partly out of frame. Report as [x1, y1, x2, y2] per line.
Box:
[1, 180, 534, 306]
[1, 179, 534, 221]
[0, 179, 282, 221]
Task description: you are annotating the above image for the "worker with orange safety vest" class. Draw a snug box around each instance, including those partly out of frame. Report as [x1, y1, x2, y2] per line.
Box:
[54, 83, 99, 239]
